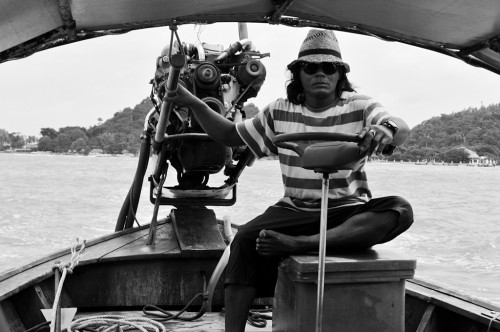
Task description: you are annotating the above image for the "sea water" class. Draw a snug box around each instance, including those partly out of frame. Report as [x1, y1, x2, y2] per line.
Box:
[0, 153, 499, 306]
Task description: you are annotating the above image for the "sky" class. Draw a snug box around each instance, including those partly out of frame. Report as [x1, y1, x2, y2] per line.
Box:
[1, 23, 499, 137]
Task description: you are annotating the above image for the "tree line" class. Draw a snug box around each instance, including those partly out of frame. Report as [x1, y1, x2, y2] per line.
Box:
[0, 99, 260, 155]
[2, 99, 499, 163]
[391, 103, 500, 163]
[0, 129, 37, 150]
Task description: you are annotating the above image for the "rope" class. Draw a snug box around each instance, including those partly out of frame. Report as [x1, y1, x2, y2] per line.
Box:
[54, 238, 87, 274]
[142, 273, 209, 322]
[46, 239, 166, 332]
[24, 321, 50, 332]
[142, 292, 207, 322]
[69, 315, 166, 332]
[246, 307, 272, 328]
[487, 311, 500, 332]
[50, 238, 86, 332]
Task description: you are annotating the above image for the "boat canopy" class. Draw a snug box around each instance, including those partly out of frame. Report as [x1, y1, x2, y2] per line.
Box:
[1, 0, 500, 74]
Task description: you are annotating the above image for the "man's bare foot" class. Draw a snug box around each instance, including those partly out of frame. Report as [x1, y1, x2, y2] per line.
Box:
[256, 229, 312, 256]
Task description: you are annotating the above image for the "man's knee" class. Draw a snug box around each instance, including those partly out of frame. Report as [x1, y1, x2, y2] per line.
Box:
[230, 228, 259, 253]
[380, 195, 414, 228]
[393, 196, 414, 227]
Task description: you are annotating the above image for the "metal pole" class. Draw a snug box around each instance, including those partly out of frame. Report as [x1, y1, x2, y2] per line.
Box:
[148, 25, 185, 245]
[315, 172, 329, 332]
[151, 25, 186, 182]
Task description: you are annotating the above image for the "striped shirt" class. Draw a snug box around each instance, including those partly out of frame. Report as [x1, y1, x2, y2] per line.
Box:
[236, 91, 392, 211]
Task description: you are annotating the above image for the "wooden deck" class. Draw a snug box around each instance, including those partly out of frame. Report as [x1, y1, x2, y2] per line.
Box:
[74, 310, 272, 332]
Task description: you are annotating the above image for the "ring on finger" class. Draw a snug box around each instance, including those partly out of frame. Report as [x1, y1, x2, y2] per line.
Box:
[369, 129, 376, 136]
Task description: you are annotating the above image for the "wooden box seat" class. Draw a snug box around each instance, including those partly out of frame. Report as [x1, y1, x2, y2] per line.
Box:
[273, 247, 416, 332]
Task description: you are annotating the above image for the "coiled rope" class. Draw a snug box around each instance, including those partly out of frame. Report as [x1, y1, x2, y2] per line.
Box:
[25, 235, 229, 332]
[246, 307, 272, 328]
[69, 315, 166, 332]
[42, 238, 168, 332]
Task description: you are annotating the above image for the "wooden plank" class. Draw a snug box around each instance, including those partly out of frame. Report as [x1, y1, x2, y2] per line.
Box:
[81, 226, 154, 263]
[0, 257, 64, 303]
[416, 304, 437, 332]
[171, 208, 226, 258]
[11, 282, 51, 328]
[0, 300, 25, 332]
[0, 222, 156, 283]
[0, 222, 167, 302]
[408, 278, 500, 311]
[64, 257, 225, 307]
[33, 285, 51, 309]
[101, 222, 181, 260]
[404, 292, 428, 332]
[288, 248, 417, 273]
[406, 280, 500, 330]
[6, 274, 76, 329]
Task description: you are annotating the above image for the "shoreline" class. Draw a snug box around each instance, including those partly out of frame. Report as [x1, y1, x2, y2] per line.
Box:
[1, 151, 497, 166]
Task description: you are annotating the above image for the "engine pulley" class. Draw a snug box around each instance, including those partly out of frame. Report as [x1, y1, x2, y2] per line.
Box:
[237, 59, 266, 86]
[194, 62, 220, 90]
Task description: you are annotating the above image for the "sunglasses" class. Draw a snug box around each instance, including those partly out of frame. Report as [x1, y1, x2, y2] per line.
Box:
[301, 62, 338, 75]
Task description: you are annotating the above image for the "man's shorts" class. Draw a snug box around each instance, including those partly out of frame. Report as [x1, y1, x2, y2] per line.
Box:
[224, 195, 413, 297]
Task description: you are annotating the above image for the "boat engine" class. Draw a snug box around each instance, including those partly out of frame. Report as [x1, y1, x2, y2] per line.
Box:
[116, 26, 269, 231]
[148, 35, 268, 205]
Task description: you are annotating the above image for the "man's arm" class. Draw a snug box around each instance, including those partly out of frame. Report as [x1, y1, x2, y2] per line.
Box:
[167, 85, 245, 147]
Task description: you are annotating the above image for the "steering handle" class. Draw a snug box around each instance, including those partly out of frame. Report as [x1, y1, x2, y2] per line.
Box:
[272, 132, 360, 157]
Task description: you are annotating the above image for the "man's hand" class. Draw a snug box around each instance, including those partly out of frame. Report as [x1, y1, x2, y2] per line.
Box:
[165, 83, 197, 107]
[357, 125, 394, 156]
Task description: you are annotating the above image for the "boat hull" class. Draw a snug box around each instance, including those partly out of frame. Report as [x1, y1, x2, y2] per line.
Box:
[1, 216, 499, 331]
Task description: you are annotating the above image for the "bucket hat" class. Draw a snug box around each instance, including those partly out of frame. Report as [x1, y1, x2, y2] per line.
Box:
[287, 29, 350, 72]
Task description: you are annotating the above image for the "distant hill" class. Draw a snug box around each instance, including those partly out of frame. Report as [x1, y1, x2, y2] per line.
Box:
[26, 96, 500, 161]
[67, 100, 500, 161]
[95, 99, 498, 161]
[85, 98, 153, 154]
[83, 98, 260, 154]
[396, 103, 500, 161]
[89, 97, 258, 137]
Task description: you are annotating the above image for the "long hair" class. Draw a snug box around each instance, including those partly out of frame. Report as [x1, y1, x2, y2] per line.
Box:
[286, 63, 355, 105]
